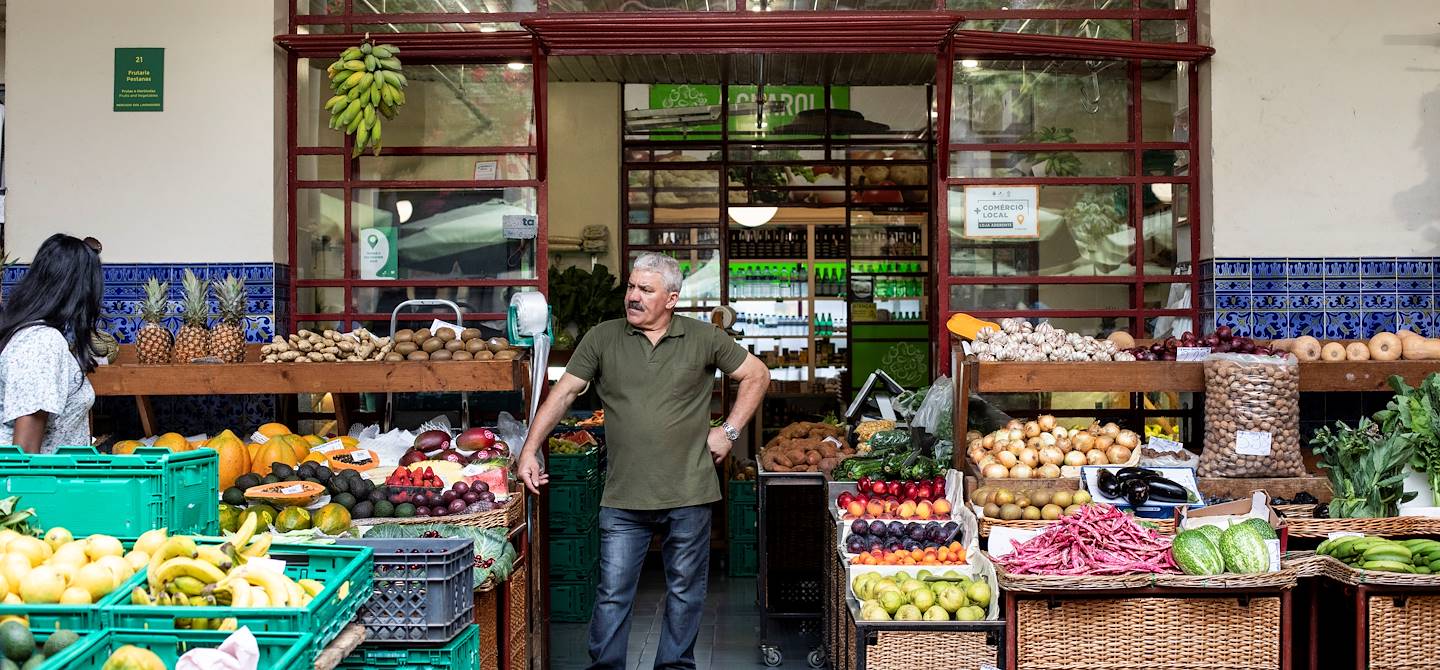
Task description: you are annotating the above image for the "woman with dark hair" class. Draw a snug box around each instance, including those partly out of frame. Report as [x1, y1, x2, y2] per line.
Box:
[0, 234, 103, 453]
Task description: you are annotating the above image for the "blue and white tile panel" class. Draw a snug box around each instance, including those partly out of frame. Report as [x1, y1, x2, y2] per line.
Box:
[1201, 257, 1437, 339]
[2, 263, 289, 344]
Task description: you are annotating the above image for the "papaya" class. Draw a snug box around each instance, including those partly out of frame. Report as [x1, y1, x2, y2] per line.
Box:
[152, 433, 188, 452]
[245, 442, 264, 469]
[312, 503, 352, 535]
[301, 451, 328, 465]
[279, 435, 311, 461]
[111, 440, 144, 455]
[302, 435, 324, 447]
[255, 441, 298, 476]
[211, 432, 249, 491]
[256, 423, 292, 439]
[946, 313, 1002, 341]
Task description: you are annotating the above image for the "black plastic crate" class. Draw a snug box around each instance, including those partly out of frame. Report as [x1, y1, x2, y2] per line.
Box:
[337, 537, 475, 644]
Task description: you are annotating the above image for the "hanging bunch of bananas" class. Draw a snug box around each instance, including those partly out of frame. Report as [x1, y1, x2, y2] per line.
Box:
[323, 40, 408, 158]
[128, 515, 338, 631]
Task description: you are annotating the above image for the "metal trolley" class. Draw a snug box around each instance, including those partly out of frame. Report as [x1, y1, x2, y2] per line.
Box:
[757, 470, 828, 668]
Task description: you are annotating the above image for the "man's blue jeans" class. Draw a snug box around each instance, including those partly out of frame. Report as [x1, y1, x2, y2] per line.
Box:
[588, 505, 711, 670]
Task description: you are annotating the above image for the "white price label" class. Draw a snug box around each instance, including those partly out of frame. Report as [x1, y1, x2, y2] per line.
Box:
[349, 450, 372, 463]
[250, 432, 270, 444]
[502, 214, 538, 240]
[1147, 437, 1185, 453]
[1235, 431, 1273, 456]
[314, 440, 346, 454]
[1177, 347, 1212, 361]
[1264, 539, 1282, 572]
[279, 484, 306, 495]
[823, 436, 844, 449]
[429, 319, 464, 339]
[247, 557, 286, 574]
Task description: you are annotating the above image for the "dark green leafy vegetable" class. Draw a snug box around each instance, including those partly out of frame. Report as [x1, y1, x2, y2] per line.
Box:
[1311, 417, 1416, 519]
[362, 523, 518, 587]
[1375, 373, 1440, 500]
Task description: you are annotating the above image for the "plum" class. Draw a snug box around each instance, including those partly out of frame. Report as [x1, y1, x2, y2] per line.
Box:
[868, 520, 887, 537]
[851, 519, 869, 536]
[887, 521, 905, 538]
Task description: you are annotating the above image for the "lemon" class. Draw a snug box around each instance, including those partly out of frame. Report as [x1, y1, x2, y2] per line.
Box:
[8, 537, 51, 567]
[19, 566, 66, 604]
[0, 556, 29, 592]
[85, 535, 125, 561]
[60, 586, 92, 604]
[74, 563, 117, 600]
[50, 543, 90, 569]
[43, 527, 74, 551]
[124, 550, 150, 572]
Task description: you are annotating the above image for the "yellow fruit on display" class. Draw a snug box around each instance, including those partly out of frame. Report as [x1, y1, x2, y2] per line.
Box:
[50, 563, 77, 583]
[0, 574, 9, 597]
[212, 430, 250, 490]
[1, 594, 20, 605]
[60, 586, 92, 604]
[43, 527, 74, 551]
[312, 504, 352, 535]
[245, 442, 264, 465]
[95, 556, 134, 587]
[301, 452, 328, 465]
[86, 535, 125, 561]
[0, 555, 30, 590]
[0, 529, 20, 553]
[280, 435, 311, 461]
[153, 433, 189, 452]
[50, 542, 90, 569]
[302, 435, 324, 447]
[133, 528, 168, 557]
[125, 550, 150, 573]
[9, 536, 51, 567]
[257, 423, 292, 439]
[112, 440, 145, 455]
[19, 566, 66, 603]
[338, 436, 359, 449]
[274, 507, 312, 533]
[102, 644, 167, 670]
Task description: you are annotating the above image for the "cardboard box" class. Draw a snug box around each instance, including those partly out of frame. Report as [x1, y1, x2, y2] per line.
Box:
[1176, 490, 1286, 568]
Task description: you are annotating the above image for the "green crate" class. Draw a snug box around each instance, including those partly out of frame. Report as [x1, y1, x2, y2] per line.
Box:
[0, 446, 218, 537]
[104, 542, 372, 655]
[337, 623, 479, 670]
[728, 479, 757, 505]
[727, 499, 757, 541]
[549, 527, 600, 580]
[728, 539, 757, 577]
[550, 571, 598, 623]
[61, 629, 312, 670]
[548, 448, 602, 481]
[0, 624, 103, 669]
[549, 480, 601, 534]
[0, 568, 146, 632]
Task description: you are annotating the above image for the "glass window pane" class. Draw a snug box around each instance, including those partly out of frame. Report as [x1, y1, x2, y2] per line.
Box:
[358, 155, 534, 181]
[351, 22, 527, 33]
[628, 147, 722, 163]
[630, 227, 721, 247]
[1141, 20, 1188, 42]
[750, 0, 932, 8]
[296, 189, 345, 280]
[297, 156, 344, 181]
[380, 64, 532, 147]
[297, 287, 345, 315]
[649, 169, 722, 208]
[624, 84, 725, 141]
[1141, 149, 1189, 176]
[947, 185, 1134, 276]
[950, 150, 1130, 178]
[297, 59, 342, 148]
[1145, 312, 1196, 339]
[847, 86, 932, 140]
[1144, 282, 1191, 310]
[948, 283, 1132, 312]
[552, 0, 734, 10]
[297, 320, 349, 334]
[1143, 184, 1191, 273]
[1141, 0, 1187, 8]
[627, 249, 722, 301]
[852, 211, 928, 257]
[1142, 61, 1190, 142]
[353, 0, 536, 13]
[728, 146, 827, 162]
[351, 187, 538, 280]
[295, 0, 340, 14]
[960, 19, 1131, 40]
[951, 0, 1135, 8]
[951, 60, 1130, 144]
[353, 286, 534, 317]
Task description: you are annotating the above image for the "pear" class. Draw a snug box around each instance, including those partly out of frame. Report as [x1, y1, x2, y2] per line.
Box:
[923, 605, 950, 621]
[895, 604, 923, 621]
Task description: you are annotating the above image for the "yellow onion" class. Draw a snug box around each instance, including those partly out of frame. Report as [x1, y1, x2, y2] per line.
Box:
[1037, 463, 1062, 478]
[1038, 446, 1064, 466]
[1018, 447, 1040, 468]
[1096, 435, 1115, 450]
[1107, 445, 1133, 465]
[1086, 449, 1108, 465]
[1116, 431, 1140, 449]
[1023, 421, 1041, 438]
[978, 454, 997, 470]
[1038, 432, 1057, 447]
[983, 463, 1010, 479]
[1026, 436, 1043, 450]
[1009, 463, 1034, 479]
[982, 434, 996, 449]
[1008, 429, 1024, 443]
[1102, 422, 1121, 436]
[996, 451, 1019, 468]
[1037, 414, 1057, 431]
[1063, 450, 1087, 467]
[1072, 432, 1095, 451]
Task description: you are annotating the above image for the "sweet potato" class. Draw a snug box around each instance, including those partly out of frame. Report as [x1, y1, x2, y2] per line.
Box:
[772, 451, 793, 468]
[819, 457, 839, 472]
[806, 452, 822, 466]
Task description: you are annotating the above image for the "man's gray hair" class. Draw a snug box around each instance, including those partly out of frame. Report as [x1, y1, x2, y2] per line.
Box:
[630, 253, 684, 294]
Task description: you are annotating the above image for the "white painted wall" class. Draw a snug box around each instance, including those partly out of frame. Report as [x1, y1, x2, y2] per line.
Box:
[5, 0, 286, 263]
[547, 82, 621, 273]
[1205, 0, 1440, 258]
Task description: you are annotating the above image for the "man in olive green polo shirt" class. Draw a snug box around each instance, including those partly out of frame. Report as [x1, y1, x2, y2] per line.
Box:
[518, 252, 768, 670]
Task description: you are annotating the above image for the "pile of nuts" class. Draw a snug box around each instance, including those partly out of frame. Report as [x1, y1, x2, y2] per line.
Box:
[262, 329, 392, 363]
[391, 328, 520, 362]
[1199, 354, 1304, 477]
[971, 319, 1127, 362]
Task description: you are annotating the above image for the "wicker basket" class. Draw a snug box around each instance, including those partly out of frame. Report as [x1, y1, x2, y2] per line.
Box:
[1316, 554, 1440, 588]
[991, 553, 1302, 593]
[504, 562, 529, 670]
[863, 630, 1000, 670]
[979, 515, 1176, 537]
[475, 588, 500, 670]
[1367, 592, 1440, 670]
[356, 488, 524, 529]
[1014, 596, 1282, 670]
[1278, 511, 1440, 539]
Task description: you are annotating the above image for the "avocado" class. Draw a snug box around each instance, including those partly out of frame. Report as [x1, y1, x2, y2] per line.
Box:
[314, 467, 334, 481]
[19, 654, 43, 670]
[297, 463, 316, 478]
[351, 501, 374, 519]
[0, 620, 34, 662]
[235, 473, 263, 490]
[352, 479, 374, 498]
[42, 630, 77, 657]
[222, 487, 246, 506]
[372, 501, 395, 518]
[262, 474, 281, 485]
[328, 477, 351, 494]
[271, 463, 296, 480]
[394, 503, 416, 518]
[368, 487, 387, 503]
[305, 478, 323, 486]
[333, 493, 357, 510]
[0, 659, 17, 670]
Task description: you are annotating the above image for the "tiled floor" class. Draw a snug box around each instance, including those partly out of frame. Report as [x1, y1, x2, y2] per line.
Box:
[551, 554, 820, 669]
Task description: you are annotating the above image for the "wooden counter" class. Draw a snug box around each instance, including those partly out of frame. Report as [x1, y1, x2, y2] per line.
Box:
[970, 359, 1440, 394]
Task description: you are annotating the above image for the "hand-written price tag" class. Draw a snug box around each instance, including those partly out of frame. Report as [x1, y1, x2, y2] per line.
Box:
[1147, 437, 1185, 453]
[279, 484, 306, 495]
[250, 432, 270, 444]
[349, 450, 372, 463]
[1235, 430, 1273, 456]
[314, 440, 346, 454]
[1177, 347, 1212, 361]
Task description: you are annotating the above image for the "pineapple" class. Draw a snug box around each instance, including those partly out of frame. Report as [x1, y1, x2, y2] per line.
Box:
[136, 277, 173, 365]
[171, 269, 211, 364]
[209, 274, 247, 363]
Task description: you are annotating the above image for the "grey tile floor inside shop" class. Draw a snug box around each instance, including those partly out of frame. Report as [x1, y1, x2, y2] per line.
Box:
[551, 556, 818, 669]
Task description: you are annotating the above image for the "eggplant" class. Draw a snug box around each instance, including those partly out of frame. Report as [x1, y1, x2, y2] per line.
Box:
[1115, 467, 1162, 483]
[1123, 479, 1150, 506]
[1144, 476, 1196, 503]
[1097, 469, 1123, 497]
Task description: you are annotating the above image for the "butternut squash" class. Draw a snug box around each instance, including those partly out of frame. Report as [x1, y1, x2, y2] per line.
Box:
[1369, 332, 1402, 361]
[1292, 336, 1323, 362]
[1402, 336, 1440, 360]
[1397, 329, 1421, 341]
[1345, 341, 1371, 361]
[1321, 341, 1347, 361]
[1269, 338, 1294, 352]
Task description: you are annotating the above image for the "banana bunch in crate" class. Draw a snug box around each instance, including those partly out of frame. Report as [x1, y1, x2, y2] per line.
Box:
[323, 41, 407, 157]
[129, 515, 343, 631]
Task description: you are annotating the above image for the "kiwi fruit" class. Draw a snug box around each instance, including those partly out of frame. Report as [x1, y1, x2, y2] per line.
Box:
[384, 352, 405, 362]
[412, 328, 432, 342]
[466, 339, 487, 353]
[430, 350, 453, 361]
[452, 350, 474, 361]
[437, 329, 456, 342]
[494, 349, 520, 361]
[421, 338, 444, 353]
[461, 328, 482, 342]
[394, 341, 419, 355]
[474, 350, 495, 361]
[394, 329, 414, 342]
[445, 339, 464, 352]
[485, 337, 511, 353]
[407, 351, 430, 361]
